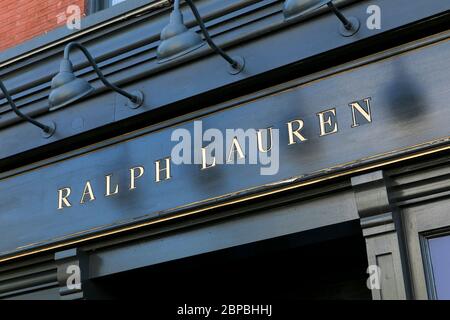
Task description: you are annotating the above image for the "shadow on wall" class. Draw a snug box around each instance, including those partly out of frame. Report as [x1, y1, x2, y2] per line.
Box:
[383, 60, 428, 121]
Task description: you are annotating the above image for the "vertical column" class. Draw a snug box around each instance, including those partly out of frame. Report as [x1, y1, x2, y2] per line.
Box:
[351, 170, 410, 300]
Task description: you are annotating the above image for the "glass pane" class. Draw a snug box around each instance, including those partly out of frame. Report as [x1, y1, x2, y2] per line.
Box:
[111, 0, 127, 6]
[89, 0, 128, 14]
[428, 235, 450, 299]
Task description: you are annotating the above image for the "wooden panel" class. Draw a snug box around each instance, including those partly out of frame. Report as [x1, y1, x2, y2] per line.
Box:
[376, 253, 398, 299]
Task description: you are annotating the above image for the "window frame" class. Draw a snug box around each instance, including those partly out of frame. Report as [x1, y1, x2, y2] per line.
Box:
[403, 198, 450, 299]
[88, 0, 129, 15]
[420, 229, 450, 300]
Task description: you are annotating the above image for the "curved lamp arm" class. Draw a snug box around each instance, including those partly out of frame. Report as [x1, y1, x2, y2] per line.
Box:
[327, 1, 352, 30]
[184, 0, 244, 73]
[64, 42, 144, 106]
[0, 80, 55, 136]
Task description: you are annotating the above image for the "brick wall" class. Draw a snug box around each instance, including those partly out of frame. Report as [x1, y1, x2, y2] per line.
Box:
[0, 0, 86, 52]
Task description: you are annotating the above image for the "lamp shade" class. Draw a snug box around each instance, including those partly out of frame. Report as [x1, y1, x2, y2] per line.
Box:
[156, 4, 204, 63]
[48, 59, 94, 111]
[283, 0, 331, 21]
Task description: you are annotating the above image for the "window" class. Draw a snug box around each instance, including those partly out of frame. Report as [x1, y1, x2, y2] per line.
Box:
[403, 196, 450, 299]
[88, 0, 128, 14]
[425, 234, 450, 299]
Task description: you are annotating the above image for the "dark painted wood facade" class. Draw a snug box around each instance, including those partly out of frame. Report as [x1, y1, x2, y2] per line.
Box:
[0, 0, 449, 300]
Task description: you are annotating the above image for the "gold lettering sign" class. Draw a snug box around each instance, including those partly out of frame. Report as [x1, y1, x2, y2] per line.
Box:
[257, 127, 273, 153]
[58, 187, 72, 210]
[349, 97, 372, 128]
[155, 158, 172, 183]
[227, 137, 245, 163]
[286, 120, 307, 145]
[80, 181, 95, 204]
[105, 174, 119, 197]
[201, 147, 216, 170]
[57, 97, 373, 210]
[130, 166, 145, 190]
[317, 108, 338, 137]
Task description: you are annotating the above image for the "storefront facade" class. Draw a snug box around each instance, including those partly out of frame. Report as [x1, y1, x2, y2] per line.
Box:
[0, 0, 449, 300]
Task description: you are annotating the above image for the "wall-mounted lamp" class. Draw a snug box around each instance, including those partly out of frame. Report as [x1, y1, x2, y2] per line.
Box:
[283, 0, 360, 37]
[49, 42, 144, 111]
[0, 81, 55, 138]
[157, 0, 245, 75]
